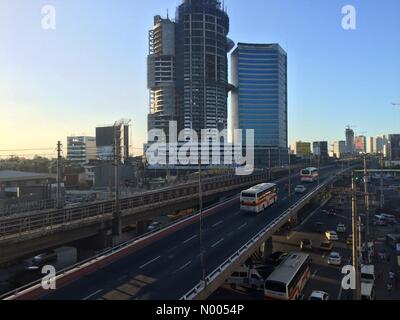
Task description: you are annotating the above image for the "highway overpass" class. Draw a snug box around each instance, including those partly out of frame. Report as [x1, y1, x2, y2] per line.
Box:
[1, 164, 353, 300]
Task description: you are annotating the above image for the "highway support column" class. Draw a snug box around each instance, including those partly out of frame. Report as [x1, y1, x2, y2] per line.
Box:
[261, 237, 273, 261]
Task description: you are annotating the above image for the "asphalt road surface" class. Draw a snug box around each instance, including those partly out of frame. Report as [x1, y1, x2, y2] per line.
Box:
[38, 165, 342, 300]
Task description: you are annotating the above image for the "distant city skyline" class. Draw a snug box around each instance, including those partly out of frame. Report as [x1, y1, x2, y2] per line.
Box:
[1, 0, 400, 158]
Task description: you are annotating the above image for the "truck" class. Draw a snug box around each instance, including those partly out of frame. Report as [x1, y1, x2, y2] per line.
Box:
[225, 264, 274, 291]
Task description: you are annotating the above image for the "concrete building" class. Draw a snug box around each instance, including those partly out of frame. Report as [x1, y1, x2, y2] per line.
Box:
[368, 137, 374, 154]
[147, 15, 177, 141]
[295, 141, 311, 158]
[345, 128, 355, 155]
[389, 134, 400, 161]
[96, 121, 130, 162]
[333, 141, 346, 159]
[312, 141, 329, 159]
[354, 135, 367, 154]
[231, 43, 288, 168]
[175, 0, 234, 134]
[67, 136, 97, 164]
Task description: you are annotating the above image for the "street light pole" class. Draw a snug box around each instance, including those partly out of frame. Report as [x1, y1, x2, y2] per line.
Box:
[351, 172, 361, 300]
[363, 155, 370, 240]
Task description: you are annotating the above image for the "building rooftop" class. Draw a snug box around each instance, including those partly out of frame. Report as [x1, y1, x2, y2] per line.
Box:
[0, 170, 56, 183]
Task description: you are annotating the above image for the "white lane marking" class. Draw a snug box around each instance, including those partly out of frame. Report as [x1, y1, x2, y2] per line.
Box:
[139, 256, 161, 269]
[311, 270, 318, 278]
[176, 260, 192, 272]
[167, 245, 178, 253]
[83, 289, 103, 300]
[212, 220, 223, 228]
[211, 238, 224, 248]
[183, 235, 197, 244]
[238, 223, 247, 231]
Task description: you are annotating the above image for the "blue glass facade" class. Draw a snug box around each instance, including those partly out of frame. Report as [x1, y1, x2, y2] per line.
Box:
[231, 43, 288, 168]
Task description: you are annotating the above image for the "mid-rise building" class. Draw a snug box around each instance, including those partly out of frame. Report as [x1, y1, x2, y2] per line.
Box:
[67, 136, 96, 164]
[96, 121, 130, 162]
[231, 43, 288, 168]
[333, 141, 346, 159]
[295, 141, 311, 158]
[389, 134, 400, 161]
[345, 128, 355, 155]
[354, 135, 367, 153]
[368, 137, 375, 154]
[312, 141, 329, 159]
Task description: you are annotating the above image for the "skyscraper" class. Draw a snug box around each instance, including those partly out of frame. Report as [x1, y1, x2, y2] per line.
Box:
[231, 43, 288, 168]
[333, 141, 346, 159]
[354, 135, 367, 153]
[175, 0, 234, 134]
[389, 134, 400, 161]
[147, 15, 177, 141]
[147, 0, 233, 142]
[368, 137, 375, 154]
[313, 141, 329, 159]
[345, 128, 355, 155]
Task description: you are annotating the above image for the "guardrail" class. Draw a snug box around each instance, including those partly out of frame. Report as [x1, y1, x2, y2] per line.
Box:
[180, 167, 352, 300]
[0, 167, 301, 240]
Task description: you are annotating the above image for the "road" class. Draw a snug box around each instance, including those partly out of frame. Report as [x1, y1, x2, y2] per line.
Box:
[35, 165, 341, 300]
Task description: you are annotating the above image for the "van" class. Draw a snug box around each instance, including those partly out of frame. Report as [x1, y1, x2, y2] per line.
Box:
[360, 265, 375, 285]
[225, 264, 273, 291]
[374, 215, 387, 226]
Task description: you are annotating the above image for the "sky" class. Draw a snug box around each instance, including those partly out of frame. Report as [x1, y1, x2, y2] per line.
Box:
[0, 0, 399, 158]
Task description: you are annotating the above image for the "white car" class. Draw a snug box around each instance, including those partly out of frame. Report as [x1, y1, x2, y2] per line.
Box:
[336, 223, 346, 233]
[309, 290, 329, 300]
[295, 185, 307, 194]
[328, 252, 342, 266]
[147, 221, 161, 232]
[325, 230, 339, 241]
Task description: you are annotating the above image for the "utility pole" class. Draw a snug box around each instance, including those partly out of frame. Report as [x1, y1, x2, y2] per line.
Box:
[56, 141, 63, 209]
[351, 172, 361, 300]
[363, 155, 370, 240]
[113, 123, 122, 236]
[198, 147, 206, 298]
[288, 148, 292, 197]
[380, 153, 384, 209]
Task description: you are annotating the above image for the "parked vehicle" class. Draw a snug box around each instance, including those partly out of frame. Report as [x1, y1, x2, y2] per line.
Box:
[374, 215, 387, 226]
[147, 221, 161, 232]
[327, 252, 342, 266]
[309, 291, 329, 300]
[380, 213, 397, 224]
[226, 264, 274, 291]
[325, 230, 339, 241]
[346, 234, 353, 246]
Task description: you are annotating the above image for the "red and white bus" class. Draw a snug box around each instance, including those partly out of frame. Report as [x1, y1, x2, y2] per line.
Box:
[240, 183, 278, 213]
[264, 252, 311, 300]
[300, 167, 319, 183]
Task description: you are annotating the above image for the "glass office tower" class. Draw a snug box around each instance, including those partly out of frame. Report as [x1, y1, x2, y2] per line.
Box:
[231, 43, 288, 169]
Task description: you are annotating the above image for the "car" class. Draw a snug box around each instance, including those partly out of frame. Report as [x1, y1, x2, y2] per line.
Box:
[295, 185, 307, 194]
[319, 241, 334, 252]
[32, 250, 57, 266]
[380, 213, 397, 224]
[328, 252, 342, 266]
[325, 230, 339, 241]
[328, 208, 337, 217]
[336, 223, 346, 233]
[346, 235, 353, 246]
[309, 290, 329, 300]
[300, 239, 313, 251]
[147, 221, 161, 232]
[373, 215, 387, 226]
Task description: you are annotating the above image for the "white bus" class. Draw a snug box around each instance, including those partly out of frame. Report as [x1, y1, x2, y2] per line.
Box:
[264, 252, 311, 300]
[300, 167, 319, 183]
[240, 183, 278, 213]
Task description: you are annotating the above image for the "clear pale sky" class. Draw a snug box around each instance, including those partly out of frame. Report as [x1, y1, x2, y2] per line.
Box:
[1, 0, 399, 158]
